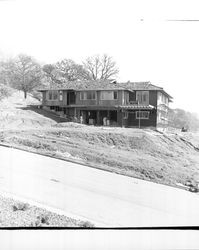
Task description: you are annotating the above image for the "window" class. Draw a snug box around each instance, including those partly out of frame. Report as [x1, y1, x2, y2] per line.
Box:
[113, 91, 118, 100]
[53, 91, 58, 100]
[48, 91, 53, 100]
[136, 111, 149, 119]
[124, 111, 128, 119]
[80, 91, 96, 100]
[101, 91, 118, 100]
[59, 91, 63, 101]
[136, 91, 149, 105]
[48, 90, 58, 100]
[87, 91, 96, 100]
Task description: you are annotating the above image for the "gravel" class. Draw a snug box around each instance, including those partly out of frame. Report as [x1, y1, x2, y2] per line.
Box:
[0, 195, 94, 227]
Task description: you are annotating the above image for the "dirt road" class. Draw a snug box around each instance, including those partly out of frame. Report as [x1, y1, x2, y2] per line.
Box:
[1, 146, 199, 227]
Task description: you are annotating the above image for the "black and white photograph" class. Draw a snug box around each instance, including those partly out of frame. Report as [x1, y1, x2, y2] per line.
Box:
[0, 0, 199, 245]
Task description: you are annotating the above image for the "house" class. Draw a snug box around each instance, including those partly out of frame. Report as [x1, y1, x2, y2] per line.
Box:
[38, 80, 173, 129]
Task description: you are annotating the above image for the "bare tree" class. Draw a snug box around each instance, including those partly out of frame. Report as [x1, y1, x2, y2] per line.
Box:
[2, 54, 43, 99]
[83, 54, 119, 80]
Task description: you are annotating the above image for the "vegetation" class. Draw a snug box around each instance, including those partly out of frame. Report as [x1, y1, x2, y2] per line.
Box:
[0, 84, 13, 101]
[0, 194, 95, 227]
[2, 122, 199, 190]
[12, 202, 29, 212]
[0, 53, 119, 96]
[82, 54, 119, 80]
[0, 54, 43, 99]
[169, 108, 199, 131]
[0, 53, 199, 133]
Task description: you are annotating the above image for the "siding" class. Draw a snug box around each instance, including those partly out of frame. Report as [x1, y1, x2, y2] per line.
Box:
[76, 90, 124, 106]
[127, 110, 157, 127]
[128, 90, 157, 106]
[42, 90, 64, 107]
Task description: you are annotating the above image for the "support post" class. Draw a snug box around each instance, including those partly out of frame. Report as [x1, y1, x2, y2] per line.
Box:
[97, 110, 100, 126]
[139, 109, 141, 129]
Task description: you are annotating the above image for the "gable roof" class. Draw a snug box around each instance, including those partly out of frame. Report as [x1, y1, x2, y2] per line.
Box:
[38, 80, 173, 99]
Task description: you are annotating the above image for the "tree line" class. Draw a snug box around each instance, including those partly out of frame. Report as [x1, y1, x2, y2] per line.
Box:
[0, 54, 119, 99]
[168, 108, 199, 132]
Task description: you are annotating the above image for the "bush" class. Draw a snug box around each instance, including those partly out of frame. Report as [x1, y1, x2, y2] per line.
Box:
[30, 214, 50, 227]
[12, 202, 29, 212]
[79, 221, 95, 228]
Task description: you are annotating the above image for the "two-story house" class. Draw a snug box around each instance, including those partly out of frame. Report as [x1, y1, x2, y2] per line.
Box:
[38, 80, 172, 129]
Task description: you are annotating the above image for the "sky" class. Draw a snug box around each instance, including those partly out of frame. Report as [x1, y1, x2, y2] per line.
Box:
[1, 230, 199, 250]
[0, 0, 199, 114]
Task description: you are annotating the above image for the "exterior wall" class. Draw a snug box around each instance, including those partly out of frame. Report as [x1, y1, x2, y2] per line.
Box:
[42, 91, 46, 105]
[63, 90, 68, 106]
[117, 110, 123, 127]
[128, 90, 157, 106]
[157, 91, 170, 128]
[40, 88, 170, 129]
[126, 110, 157, 128]
[98, 90, 123, 106]
[75, 90, 124, 106]
[76, 91, 97, 106]
[42, 90, 65, 107]
[42, 89, 158, 108]
[149, 91, 158, 106]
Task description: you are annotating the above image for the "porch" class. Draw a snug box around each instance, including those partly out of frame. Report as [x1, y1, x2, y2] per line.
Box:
[78, 109, 118, 126]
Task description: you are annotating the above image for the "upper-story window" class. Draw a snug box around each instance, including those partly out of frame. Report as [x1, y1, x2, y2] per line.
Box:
[158, 92, 169, 105]
[80, 91, 96, 100]
[48, 90, 58, 100]
[136, 91, 149, 105]
[100, 91, 118, 100]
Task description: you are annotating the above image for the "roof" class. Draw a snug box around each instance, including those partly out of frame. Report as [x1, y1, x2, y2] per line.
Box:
[117, 104, 155, 110]
[38, 80, 173, 99]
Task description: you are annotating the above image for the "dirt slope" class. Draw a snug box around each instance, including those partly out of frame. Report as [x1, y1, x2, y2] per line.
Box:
[0, 90, 56, 129]
[1, 90, 199, 190]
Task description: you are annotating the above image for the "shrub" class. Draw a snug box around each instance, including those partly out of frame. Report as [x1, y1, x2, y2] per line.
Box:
[79, 221, 95, 228]
[12, 202, 29, 212]
[30, 214, 50, 227]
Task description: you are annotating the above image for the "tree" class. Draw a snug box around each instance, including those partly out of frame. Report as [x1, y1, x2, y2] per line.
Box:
[82, 54, 119, 80]
[42, 63, 62, 86]
[0, 84, 13, 101]
[4, 54, 43, 99]
[56, 59, 90, 81]
[168, 108, 199, 131]
[43, 59, 90, 85]
[0, 59, 15, 85]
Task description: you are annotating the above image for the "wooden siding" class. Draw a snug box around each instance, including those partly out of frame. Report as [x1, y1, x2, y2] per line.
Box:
[126, 110, 157, 128]
[76, 90, 124, 106]
[129, 90, 157, 106]
[42, 90, 68, 107]
[76, 91, 97, 106]
[40, 89, 165, 128]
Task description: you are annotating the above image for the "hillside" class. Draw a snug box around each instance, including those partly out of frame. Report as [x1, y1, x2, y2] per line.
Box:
[0, 90, 56, 129]
[0, 90, 199, 190]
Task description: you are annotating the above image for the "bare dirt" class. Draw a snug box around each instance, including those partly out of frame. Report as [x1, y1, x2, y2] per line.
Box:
[0, 194, 94, 227]
[1, 90, 199, 190]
